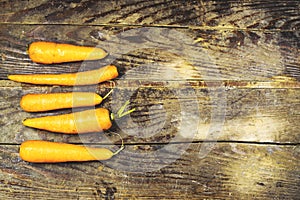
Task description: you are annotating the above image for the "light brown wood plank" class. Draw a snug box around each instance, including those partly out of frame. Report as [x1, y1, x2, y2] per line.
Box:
[0, 24, 299, 81]
[0, 81, 299, 144]
[0, 143, 298, 199]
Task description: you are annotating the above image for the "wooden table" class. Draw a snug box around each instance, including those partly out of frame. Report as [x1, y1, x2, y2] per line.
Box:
[0, 0, 299, 199]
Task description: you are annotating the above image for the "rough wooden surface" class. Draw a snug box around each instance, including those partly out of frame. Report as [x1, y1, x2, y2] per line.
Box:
[1, 24, 299, 81]
[0, 83, 299, 144]
[0, 143, 299, 199]
[1, 0, 300, 31]
[0, 0, 299, 199]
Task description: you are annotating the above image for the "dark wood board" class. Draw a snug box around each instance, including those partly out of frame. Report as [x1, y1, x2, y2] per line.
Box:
[0, 143, 299, 199]
[1, 0, 299, 32]
[0, 24, 299, 81]
[0, 82, 299, 144]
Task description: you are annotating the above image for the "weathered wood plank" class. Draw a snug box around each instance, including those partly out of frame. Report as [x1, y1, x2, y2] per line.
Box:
[0, 24, 299, 81]
[0, 81, 299, 144]
[1, 0, 299, 32]
[0, 143, 298, 199]
[0, 1, 298, 200]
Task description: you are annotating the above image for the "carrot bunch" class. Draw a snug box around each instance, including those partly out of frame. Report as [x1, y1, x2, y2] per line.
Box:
[9, 41, 134, 163]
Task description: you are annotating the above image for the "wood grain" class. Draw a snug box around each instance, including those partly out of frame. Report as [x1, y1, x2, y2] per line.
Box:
[0, 1, 299, 199]
[0, 143, 298, 199]
[0, 82, 299, 144]
[1, 0, 299, 32]
[0, 24, 299, 81]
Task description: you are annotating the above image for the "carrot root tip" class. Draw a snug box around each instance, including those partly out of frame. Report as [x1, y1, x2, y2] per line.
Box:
[22, 118, 32, 127]
[112, 133, 125, 156]
[102, 88, 114, 100]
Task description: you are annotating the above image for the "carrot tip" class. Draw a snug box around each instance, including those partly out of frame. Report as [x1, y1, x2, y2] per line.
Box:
[7, 75, 14, 80]
[102, 89, 114, 100]
[22, 118, 32, 127]
[22, 119, 27, 125]
[8, 75, 22, 83]
[112, 133, 125, 156]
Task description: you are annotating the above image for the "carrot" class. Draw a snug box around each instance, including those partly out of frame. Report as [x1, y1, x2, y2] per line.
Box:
[20, 92, 102, 112]
[19, 140, 123, 163]
[23, 108, 111, 134]
[8, 65, 118, 86]
[28, 41, 107, 64]
[22, 101, 135, 134]
[20, 90, 113, 112]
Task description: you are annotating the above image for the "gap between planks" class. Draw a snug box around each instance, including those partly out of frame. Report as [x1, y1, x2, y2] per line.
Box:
[0, 80, 299, 89]
[0, 22, 297, 33]
[1, 141, 299, 146]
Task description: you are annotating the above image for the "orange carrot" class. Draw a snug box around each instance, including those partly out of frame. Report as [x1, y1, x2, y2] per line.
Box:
[23, 101, 135, 134]
[22, 101, 135, 134]
[23, 108, 112, 134]
[28, 41, 107, 64]
[8, 65, 118, 86]
[20, 92, 103, 112]
[19, 140, 119, 163]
